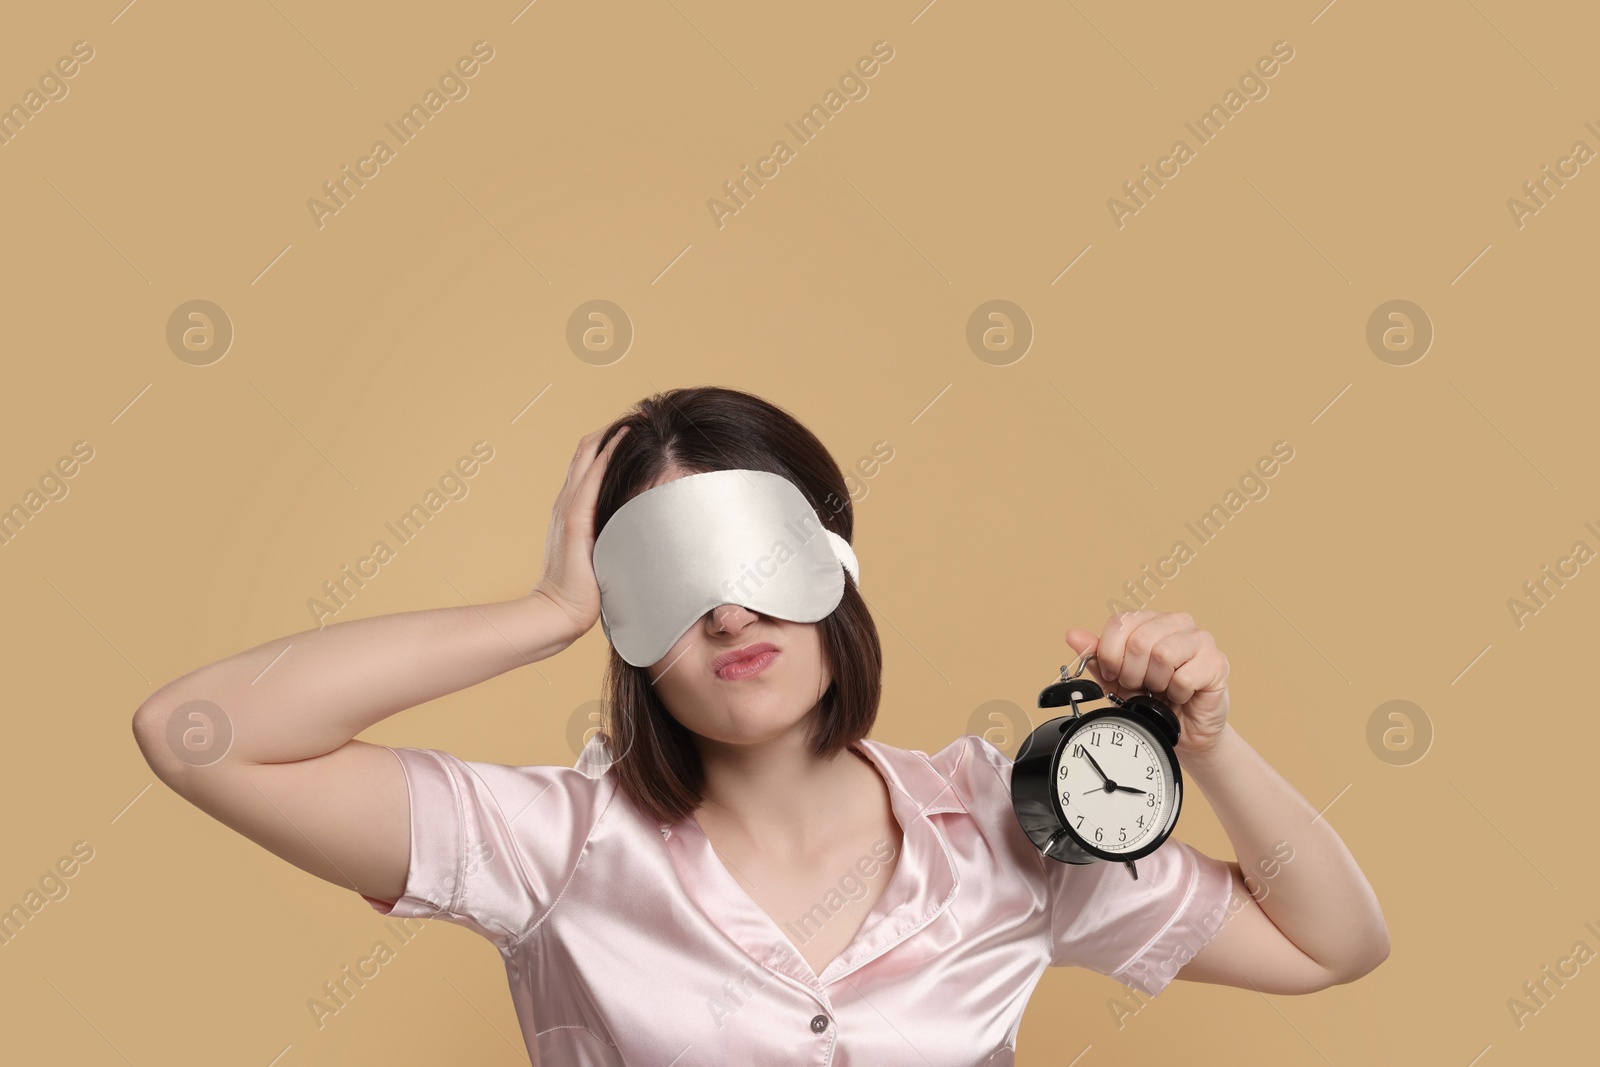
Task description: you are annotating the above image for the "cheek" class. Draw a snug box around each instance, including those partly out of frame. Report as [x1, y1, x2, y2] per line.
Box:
[646, 655, 698, 695]
[647, 627, 704, 681]
[646, 669, 712, 735]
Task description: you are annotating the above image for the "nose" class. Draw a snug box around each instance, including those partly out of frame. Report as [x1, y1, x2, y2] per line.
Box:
[708, 603, 759, 634]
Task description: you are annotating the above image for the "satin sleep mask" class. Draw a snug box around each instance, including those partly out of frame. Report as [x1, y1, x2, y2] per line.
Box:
[592, 468, 860, 667]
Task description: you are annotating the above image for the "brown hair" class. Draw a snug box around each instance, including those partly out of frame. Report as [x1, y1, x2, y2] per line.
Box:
[591, 386, 882, 826]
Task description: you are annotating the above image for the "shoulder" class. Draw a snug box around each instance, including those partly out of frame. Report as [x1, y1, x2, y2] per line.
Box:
[862, 733, 1031, 846]
[903, 732, 1016, 793]
[387, 742, 622, 839]
[860, 735, 1053, 922]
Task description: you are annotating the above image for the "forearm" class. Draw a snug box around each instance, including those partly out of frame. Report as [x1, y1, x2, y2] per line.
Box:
[139, 591, 582, 766]
[1183, 723, 1389, 978]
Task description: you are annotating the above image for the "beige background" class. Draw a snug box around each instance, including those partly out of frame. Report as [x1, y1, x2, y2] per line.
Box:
[1, 0, 1594, 1063]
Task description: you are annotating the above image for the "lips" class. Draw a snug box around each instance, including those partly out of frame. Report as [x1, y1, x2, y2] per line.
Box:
[711, 642, 779, 674]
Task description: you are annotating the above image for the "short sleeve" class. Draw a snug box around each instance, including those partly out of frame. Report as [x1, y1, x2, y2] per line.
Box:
[941, 733, 1237, 998]
[1047, 834, 1236, 996]
[359, 746, 611, 949]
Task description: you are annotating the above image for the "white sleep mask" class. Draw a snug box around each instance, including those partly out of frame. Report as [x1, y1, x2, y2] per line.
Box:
[592, 468, 860, 667]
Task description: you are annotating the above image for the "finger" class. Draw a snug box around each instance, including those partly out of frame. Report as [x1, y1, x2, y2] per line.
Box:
[1143, 628, 1203, 696]
[1115, 612, 1193, 693]
[569, 425, 629, 523]
[1063, 628, 1098, 661]
[1092, 610, 1157, 691]
[587, 425, 629, 485]
[1100, 607, 1190, 694]
[1063, 628, 1101, 681]
[569, 427, 610, 480]
[1167, 644, 1224, 707]
[556, 427, 614, 504]
[555, 431, 598, 503]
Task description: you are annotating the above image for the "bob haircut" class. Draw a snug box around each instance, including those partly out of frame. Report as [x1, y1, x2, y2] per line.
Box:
[590, 386, 882, 826]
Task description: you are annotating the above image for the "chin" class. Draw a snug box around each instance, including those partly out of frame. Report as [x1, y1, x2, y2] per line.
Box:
[689, 691, 818, 747]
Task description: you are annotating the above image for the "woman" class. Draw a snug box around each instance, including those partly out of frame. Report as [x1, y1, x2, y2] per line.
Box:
[132, 386, 1388, 1064]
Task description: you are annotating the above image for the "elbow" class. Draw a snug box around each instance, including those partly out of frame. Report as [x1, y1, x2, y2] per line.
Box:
[1322, 928, 1391, 987]
[131, 690, 194, 788]
[1358, 927, 1393, 977]
[133, 683, 249, 791]
[131, 699, 173, 780]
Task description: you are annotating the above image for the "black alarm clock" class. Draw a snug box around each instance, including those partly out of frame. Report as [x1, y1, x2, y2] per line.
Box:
[1010, 653, 1183, 880]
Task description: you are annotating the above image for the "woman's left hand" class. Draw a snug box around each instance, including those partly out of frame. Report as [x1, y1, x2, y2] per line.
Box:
[1064, 611, 1231, 760]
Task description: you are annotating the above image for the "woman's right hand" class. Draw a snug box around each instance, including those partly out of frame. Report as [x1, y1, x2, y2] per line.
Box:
[532, 424, 630, 642]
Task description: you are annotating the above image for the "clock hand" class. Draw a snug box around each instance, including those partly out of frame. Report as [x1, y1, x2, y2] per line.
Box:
[1080, 749, 1111, 784]
[1111, 784, 1147, 795]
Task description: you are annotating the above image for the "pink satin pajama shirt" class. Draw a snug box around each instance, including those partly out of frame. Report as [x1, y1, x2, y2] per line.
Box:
[363, 733, 1235, 1065]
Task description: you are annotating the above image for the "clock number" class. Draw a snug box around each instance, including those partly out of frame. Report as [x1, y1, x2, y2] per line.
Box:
[1094, 827, 1103, 843]
[1072, 744, 1084, 759]
[1134, 741, 1141, 757]
[1091, 732, 1101, 747]
[1146, 793, 1156, 807]
[1119, 827, 1127, 842]
[1137, 815, 1145, 828]
[1061, 790, 1070, 805]
[1075, 814, 1084, 828]
[1058, 765, 1069, 779]
[1111, 731, 1124, 746]
[1146, 766, 1156, 780]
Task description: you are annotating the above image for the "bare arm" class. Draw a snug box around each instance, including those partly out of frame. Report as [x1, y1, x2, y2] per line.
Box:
[130, 594, 583, 898]
[131, 426, 629, 904]
[1067, 612, 1390, 995]
[1174, 723, 1390, 993]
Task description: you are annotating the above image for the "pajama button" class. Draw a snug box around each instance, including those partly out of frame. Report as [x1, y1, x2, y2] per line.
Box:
[810, 1014, 829, 1033]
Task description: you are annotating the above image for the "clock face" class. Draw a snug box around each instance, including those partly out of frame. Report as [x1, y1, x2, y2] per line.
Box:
[1051, 714, 1178, 855]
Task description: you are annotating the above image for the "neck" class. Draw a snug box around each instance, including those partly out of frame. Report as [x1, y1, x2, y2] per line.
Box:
[693, 724, 875, 857]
